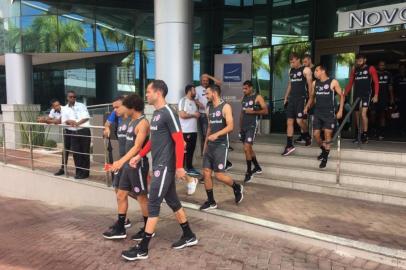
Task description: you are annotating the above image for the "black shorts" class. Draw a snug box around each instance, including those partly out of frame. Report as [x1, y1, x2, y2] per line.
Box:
[112, 168, 123, 188]
[313, 112, 337, 130]
[371, 98, 389, 113]
[239, 126, 257, 145]
[148, 165, 182, 217]
[354, 90, 372, 111]
[118, 158, 149, 195]
[203, 143, 228, 172]
[286, 97, 306, 119]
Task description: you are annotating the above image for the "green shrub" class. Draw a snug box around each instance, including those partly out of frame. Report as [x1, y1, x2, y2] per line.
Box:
[43, 139, 57, 150]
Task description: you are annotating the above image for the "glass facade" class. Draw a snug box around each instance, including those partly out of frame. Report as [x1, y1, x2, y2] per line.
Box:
[0, 0, 405, 114]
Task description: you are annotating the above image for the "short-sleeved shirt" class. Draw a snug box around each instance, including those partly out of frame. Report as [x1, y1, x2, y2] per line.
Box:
[150, 104, 182, 171]
[107, 111, 122, 126]
[195, 85, 208, 113]
[48, 108, 62, 119]
[178, 96, 198, 133]
[61, 102, 90, 131]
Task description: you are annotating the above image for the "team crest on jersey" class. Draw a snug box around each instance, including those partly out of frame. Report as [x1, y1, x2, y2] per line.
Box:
[384, 75, 388, 79]
[127, 126, 133, 133]
[297, 71, 302, 76]
[358, 72, 363, 75]
[363, 70, 368, 75]
[118, 126, 122, 132]
[293, 74, 297, 78]
[249, 100, 254, 105]
[324, 84, 329, 89]
[154, 170, 160, 177]
[218, 163, 224, 170]
[122, 124, 127, 131]
[134, 187, 140, 193]
[215, 110, 221, 117]
[380, 76, 383, 80]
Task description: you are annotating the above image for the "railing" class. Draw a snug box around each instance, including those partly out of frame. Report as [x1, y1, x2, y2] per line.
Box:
[0, 121, 112, 186]
[328, 97, 361, 185]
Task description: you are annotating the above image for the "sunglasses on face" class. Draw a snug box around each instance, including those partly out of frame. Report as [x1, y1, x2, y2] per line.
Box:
[68, 96, 76, 99]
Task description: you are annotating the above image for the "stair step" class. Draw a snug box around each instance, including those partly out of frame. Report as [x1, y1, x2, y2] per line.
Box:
[227, 171, 406, 207]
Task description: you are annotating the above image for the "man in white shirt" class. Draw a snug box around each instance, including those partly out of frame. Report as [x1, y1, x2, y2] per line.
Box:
[38, 99, 72, 177]
[61, 90, 91, 179]
[195, 74, 221, 155]
[178, 85, 200, 176]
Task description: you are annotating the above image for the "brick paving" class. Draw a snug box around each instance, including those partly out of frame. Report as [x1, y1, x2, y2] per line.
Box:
[3, 148, 406, 252]
[177, 181, 406, 251]
[0, 196, 401, 270]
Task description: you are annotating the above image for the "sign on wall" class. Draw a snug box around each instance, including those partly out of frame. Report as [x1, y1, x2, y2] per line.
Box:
[214, 53, 251, 139]
[338, 3, 406, 32]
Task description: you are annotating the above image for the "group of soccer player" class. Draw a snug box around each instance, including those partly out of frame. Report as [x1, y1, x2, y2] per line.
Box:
[99, 51, 396, 261]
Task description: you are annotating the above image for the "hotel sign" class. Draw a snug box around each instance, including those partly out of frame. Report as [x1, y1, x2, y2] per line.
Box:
[338, 3, 406, 31]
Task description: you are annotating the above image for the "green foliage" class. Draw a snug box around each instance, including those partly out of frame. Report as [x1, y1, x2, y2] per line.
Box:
[16, 107, 50, 148]
[43, 139, 57, 150]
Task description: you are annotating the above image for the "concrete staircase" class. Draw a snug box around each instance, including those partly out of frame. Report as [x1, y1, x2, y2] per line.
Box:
[225, 139, 406, 207]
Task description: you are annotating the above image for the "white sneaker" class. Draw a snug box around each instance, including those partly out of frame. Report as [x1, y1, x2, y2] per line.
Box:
[187, 177, 198, 195]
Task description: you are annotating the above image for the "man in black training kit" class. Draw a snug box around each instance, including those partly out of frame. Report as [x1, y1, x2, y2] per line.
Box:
[370, 60, 394, 140]
[102, 94, 150, 241]
[311, 65, 344, 168]
[122, 80, 197, 261]
[240, 80, 268, 183]
[282, 52, 313, 156]
[345, 54, 379, 144]
[200, 84, 244, 211]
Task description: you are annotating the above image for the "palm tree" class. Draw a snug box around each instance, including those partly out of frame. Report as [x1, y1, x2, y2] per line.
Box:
[22, 16, 87, 52]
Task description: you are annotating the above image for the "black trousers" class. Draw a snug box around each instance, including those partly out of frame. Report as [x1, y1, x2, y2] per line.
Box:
[70, 128, 91, 177]
[61, 129, 72, 170]
[183, 132, 197, 170]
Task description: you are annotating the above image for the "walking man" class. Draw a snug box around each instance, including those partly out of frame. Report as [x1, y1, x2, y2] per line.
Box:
[102, 94, 150, 241]
[122, 80, 198, 261]
[282, 52, 313, 156]
[240, 80, 268, 183]
[345, 54, 379, 144]
[200, 84, 244, 211]
[311, 64, 344, 168]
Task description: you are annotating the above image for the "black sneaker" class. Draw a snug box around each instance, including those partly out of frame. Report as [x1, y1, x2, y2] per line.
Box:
[244, 172, 252, 183]
[281, 146, 295, 156]
[319, 158, 328, 169]
[234, 184, 244, 204]
[54, 169, 65, 176]
[305, 137, 312, 146]
[294, 135, 305, 144]
[199, 201, 217, 211]
[317, 151, 324, 161]
[102, 224, 126, 240]
[352, 138, 360, 144]
[361, 134, 368, 144]
[172, 234, 198, 250]
[225, 160, 233, 171]
[124, 218, 132, 229]
[251, 166, 262, 175]
[121, 245, 148, 261]
[131, 228, 156, 241]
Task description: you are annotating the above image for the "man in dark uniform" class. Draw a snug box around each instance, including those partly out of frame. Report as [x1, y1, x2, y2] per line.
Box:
[200, 84, 244, 211]
[102, 94, 150, 241]
[122, 80, 197, 261]
[393, 63, 406, 134]
[370, 60, 394, 140]
[239, 80, 268, 183]
[310, 64, 344, 168]
[344, 54, 379, 143]
[282, 52, 314, 156]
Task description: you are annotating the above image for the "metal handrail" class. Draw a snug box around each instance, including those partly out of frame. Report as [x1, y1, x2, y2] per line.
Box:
[0, 121, 111, 186]
[326, 97, 361, 185]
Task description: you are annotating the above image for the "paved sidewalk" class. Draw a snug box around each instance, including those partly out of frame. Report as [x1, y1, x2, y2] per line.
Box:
[0, 196, 399, 270]
[177, 181, 406, 251]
